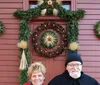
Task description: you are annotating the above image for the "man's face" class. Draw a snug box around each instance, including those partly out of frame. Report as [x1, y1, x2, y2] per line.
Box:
[66, 61, 82, 79]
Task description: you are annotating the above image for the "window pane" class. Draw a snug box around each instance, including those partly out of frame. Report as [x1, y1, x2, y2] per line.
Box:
[30, 4, 37, 8]
[62, 1, 71, 10]
[29, 1, 37, 8]
[62, 5, 70, 10]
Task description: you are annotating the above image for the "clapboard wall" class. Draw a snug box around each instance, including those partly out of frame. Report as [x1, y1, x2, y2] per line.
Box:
[0, 0, 100, 85]
[77, 0, 100, 82]
[0, 0, 23, 85]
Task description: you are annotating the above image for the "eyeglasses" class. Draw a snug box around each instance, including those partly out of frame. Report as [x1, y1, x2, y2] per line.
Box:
[67, 64, 82, 67]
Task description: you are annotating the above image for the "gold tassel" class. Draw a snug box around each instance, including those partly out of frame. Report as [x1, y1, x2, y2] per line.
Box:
[19, 50, 28, 70]
[53, 9, 58, 16]
[41, 9, 47, 16]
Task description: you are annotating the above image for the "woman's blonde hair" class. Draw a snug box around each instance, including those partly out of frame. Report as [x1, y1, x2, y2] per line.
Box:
[27, 61, 46, 79]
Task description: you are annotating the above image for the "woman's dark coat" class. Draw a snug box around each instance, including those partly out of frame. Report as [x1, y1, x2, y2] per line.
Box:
[48, 71, 100, 85]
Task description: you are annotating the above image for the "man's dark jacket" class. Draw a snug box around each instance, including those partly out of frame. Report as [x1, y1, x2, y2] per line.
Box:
[48, 70, 100, 85]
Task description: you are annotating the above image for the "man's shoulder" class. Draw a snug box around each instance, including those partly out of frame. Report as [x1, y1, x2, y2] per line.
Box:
[51, 73, 64, 80]
[83, 73, 96, 80]
[82, 73, 99, 85]
[48, 72, 66, 85]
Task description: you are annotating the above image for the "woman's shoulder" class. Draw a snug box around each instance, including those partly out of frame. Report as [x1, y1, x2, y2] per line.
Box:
[23, 82, 30, 85]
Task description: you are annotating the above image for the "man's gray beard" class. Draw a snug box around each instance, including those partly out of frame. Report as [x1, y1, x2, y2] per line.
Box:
[69, 72, 81, 79]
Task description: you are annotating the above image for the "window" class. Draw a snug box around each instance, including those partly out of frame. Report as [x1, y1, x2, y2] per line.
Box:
[29, 1, 37, 8]
[29, 1, 71, 10]
[62, 1, 71, 10]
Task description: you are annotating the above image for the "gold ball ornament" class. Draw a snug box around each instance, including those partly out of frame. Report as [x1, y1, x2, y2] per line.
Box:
[69, 42, 79, 51]
[17, 40, 27, 49]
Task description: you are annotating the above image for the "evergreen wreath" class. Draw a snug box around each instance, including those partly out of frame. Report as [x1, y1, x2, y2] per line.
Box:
[40, 30, 58, 48]
[14, 1, 85, 85]
[0, 20, 4, 34]
[32, 21, 67, 58]
[94, 21, 100, 38]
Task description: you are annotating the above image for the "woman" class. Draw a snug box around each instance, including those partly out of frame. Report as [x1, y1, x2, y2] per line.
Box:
[24, 61, 46, 85]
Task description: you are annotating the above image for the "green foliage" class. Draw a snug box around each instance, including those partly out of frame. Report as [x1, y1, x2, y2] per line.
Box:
[54, 2, 85, 21]
[14, 2, 85, 85]
[19, 20, 31, 41]
[68, 20, 78, 43]
[19, 69, 28, 85]
[0, 20, 4, 34]
[46, 8, 53, 15]
[94, 21, 100, 38]
[14, 3, 46, 20]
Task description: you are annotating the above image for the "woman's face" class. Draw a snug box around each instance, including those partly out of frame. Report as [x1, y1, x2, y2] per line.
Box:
[30, 70, 45, 85]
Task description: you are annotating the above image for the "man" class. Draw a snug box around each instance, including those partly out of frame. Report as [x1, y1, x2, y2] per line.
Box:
[48, 51, 100, 85]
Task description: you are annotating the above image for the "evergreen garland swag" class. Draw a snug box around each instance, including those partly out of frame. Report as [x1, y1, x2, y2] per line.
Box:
[94, 21, 100, 38]
[14, 1, 85, 85]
